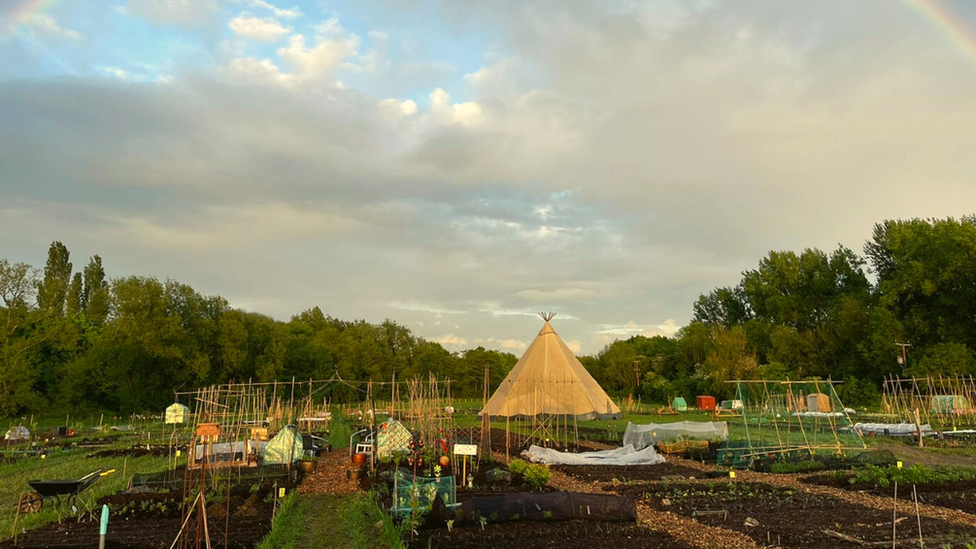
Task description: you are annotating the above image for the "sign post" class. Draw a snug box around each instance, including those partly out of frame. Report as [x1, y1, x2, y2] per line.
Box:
[453, 444, 478, 488]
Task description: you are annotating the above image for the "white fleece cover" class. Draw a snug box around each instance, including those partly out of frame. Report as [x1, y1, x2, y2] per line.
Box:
[522, 444, 666, 466]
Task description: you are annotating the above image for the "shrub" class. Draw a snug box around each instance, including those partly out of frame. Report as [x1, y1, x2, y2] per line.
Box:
[850, 463, 976, 488]
[328, 415, 354, 450]
[523, 464, 552, 489]
[769, 460, 824, 474]
[508, 458, 529, 475]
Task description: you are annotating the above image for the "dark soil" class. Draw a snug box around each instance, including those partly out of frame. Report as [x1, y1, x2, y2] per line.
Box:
[553, 461, 706, 483]
[0, 516, 271, 548]
[3, 487, 274, 548]
[804, 475, 976, 515]
[635, 481, 976, 549]
[414, 519, 695, 549]
[88, 446, 177, 458]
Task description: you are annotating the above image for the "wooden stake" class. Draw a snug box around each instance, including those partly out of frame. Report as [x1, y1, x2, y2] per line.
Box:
[914, 408, 924, 448]
[913, 485, 923, 548]
[892, 481, 898, 549]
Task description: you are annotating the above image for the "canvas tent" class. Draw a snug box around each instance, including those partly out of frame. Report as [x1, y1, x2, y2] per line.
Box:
[165, 403, 190, 424]
[263, 425, 304, 465]
[480, 315, 620, 420]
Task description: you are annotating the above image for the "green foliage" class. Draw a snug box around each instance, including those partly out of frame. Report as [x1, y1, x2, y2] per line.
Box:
[834, 377, 881, 408]
[911, 342, 976, 377]
[848, 463, 976, 488]
[328, 415, 354, 450]
[522, 463, 552, 489]
[507, 458, 528, 475]
[769, 460, 824, 474]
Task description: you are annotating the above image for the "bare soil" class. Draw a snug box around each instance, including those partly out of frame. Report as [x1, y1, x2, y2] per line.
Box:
[636, 481, 976, 548]
[552, 461, 707, 483]
[804, 475, 976, 515]
[414, 519, 695, 549]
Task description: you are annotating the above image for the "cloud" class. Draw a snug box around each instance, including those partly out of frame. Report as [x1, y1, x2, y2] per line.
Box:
[428, 88, 484, 127]
[379, 98, 418, 119]
[100, 66, 129, 79]
[432, 334, 469, 348]
[565, 339, 583, 354]
[249, 0, 303, 19]
[276, 33, 359, 81]
[225, 57, 298, 86]
[5, 0, 976, 356]
[125, 0, 220, 26]
[313, 18, 343, 36]
[23, 14, 82, 40]
[472, 337, 528, 352]
[228, 13, 291, 41]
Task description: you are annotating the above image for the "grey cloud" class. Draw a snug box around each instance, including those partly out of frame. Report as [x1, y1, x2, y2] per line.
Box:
[4, 0, 976, 352]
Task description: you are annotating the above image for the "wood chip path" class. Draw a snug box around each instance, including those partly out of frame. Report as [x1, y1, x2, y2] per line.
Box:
[297, 450, 363, 496]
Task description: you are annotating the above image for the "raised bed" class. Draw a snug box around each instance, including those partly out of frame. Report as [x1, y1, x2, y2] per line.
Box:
[552, 462, 705, 483]
[805, 475, 976, 515]
[414, 519, 695, 549]
[633, 481, 976, 549]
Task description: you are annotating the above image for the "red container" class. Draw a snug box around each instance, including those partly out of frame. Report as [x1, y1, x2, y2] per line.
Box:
[696, 395, 716, 411]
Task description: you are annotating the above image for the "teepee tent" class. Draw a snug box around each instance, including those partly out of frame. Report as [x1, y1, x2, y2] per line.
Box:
[480, 314, 620, 420]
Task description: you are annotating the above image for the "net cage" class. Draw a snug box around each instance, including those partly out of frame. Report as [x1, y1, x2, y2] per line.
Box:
[391, 471, 457, 517]
[622, 421, 728, 450]
[882, 376, 976, 433]
[718, 379, 865, 469]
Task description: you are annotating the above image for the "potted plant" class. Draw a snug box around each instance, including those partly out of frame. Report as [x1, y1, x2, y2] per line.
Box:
[299, 455, 318, 474]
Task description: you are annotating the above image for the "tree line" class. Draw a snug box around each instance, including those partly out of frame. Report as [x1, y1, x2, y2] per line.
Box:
[590, 216, 976, 406]
[0, 244, 518, 415]
[2, 215, 974, 416]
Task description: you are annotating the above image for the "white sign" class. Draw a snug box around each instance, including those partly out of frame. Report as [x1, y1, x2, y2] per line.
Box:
[453, 444, 478, 456]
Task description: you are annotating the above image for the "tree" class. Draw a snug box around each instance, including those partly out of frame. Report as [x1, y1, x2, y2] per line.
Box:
[693, 286, 750, 326]
[910, 343, 976, 377]
[866, 216, 976, 352]
[0, 260, 43, 415]
[700, 326, 758, 397]
[67, 273, 83, 316]
[36, 241, 72, 315]
[83, 255, 110, 326]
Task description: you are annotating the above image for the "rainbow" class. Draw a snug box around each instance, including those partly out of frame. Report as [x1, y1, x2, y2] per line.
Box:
[4, 0, 62, 30]
[902, 0, 976, 63]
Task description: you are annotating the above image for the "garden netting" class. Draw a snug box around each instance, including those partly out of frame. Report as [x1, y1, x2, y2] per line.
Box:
[522, 444, 665, 466]
[622, 421, 728, 449]
[391, 470, 456, 517]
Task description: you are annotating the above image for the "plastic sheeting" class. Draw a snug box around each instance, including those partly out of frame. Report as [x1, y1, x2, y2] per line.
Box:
[433, 491, 637, 524]
[855, 423, 934, 437]
[165, 403, 189, 424]
[4, 426, 30, 441]
[622, 421, 728, 449]
[522, 444, 665, 466]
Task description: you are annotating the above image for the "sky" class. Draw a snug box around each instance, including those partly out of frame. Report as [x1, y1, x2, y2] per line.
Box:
[1, 0, 976, 355]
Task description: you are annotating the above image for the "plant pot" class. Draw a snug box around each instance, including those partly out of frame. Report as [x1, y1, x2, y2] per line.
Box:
[299, 460, 317, 474]
[351, 453, 367, 466]
[347, 468, 362, 480]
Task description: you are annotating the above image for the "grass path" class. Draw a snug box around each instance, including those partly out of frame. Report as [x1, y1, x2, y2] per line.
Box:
[0, 449, 174, 540]
[259, 451, 404, 549]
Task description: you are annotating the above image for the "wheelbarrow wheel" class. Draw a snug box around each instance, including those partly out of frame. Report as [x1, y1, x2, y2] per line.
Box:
[19, 492, 42, 514]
